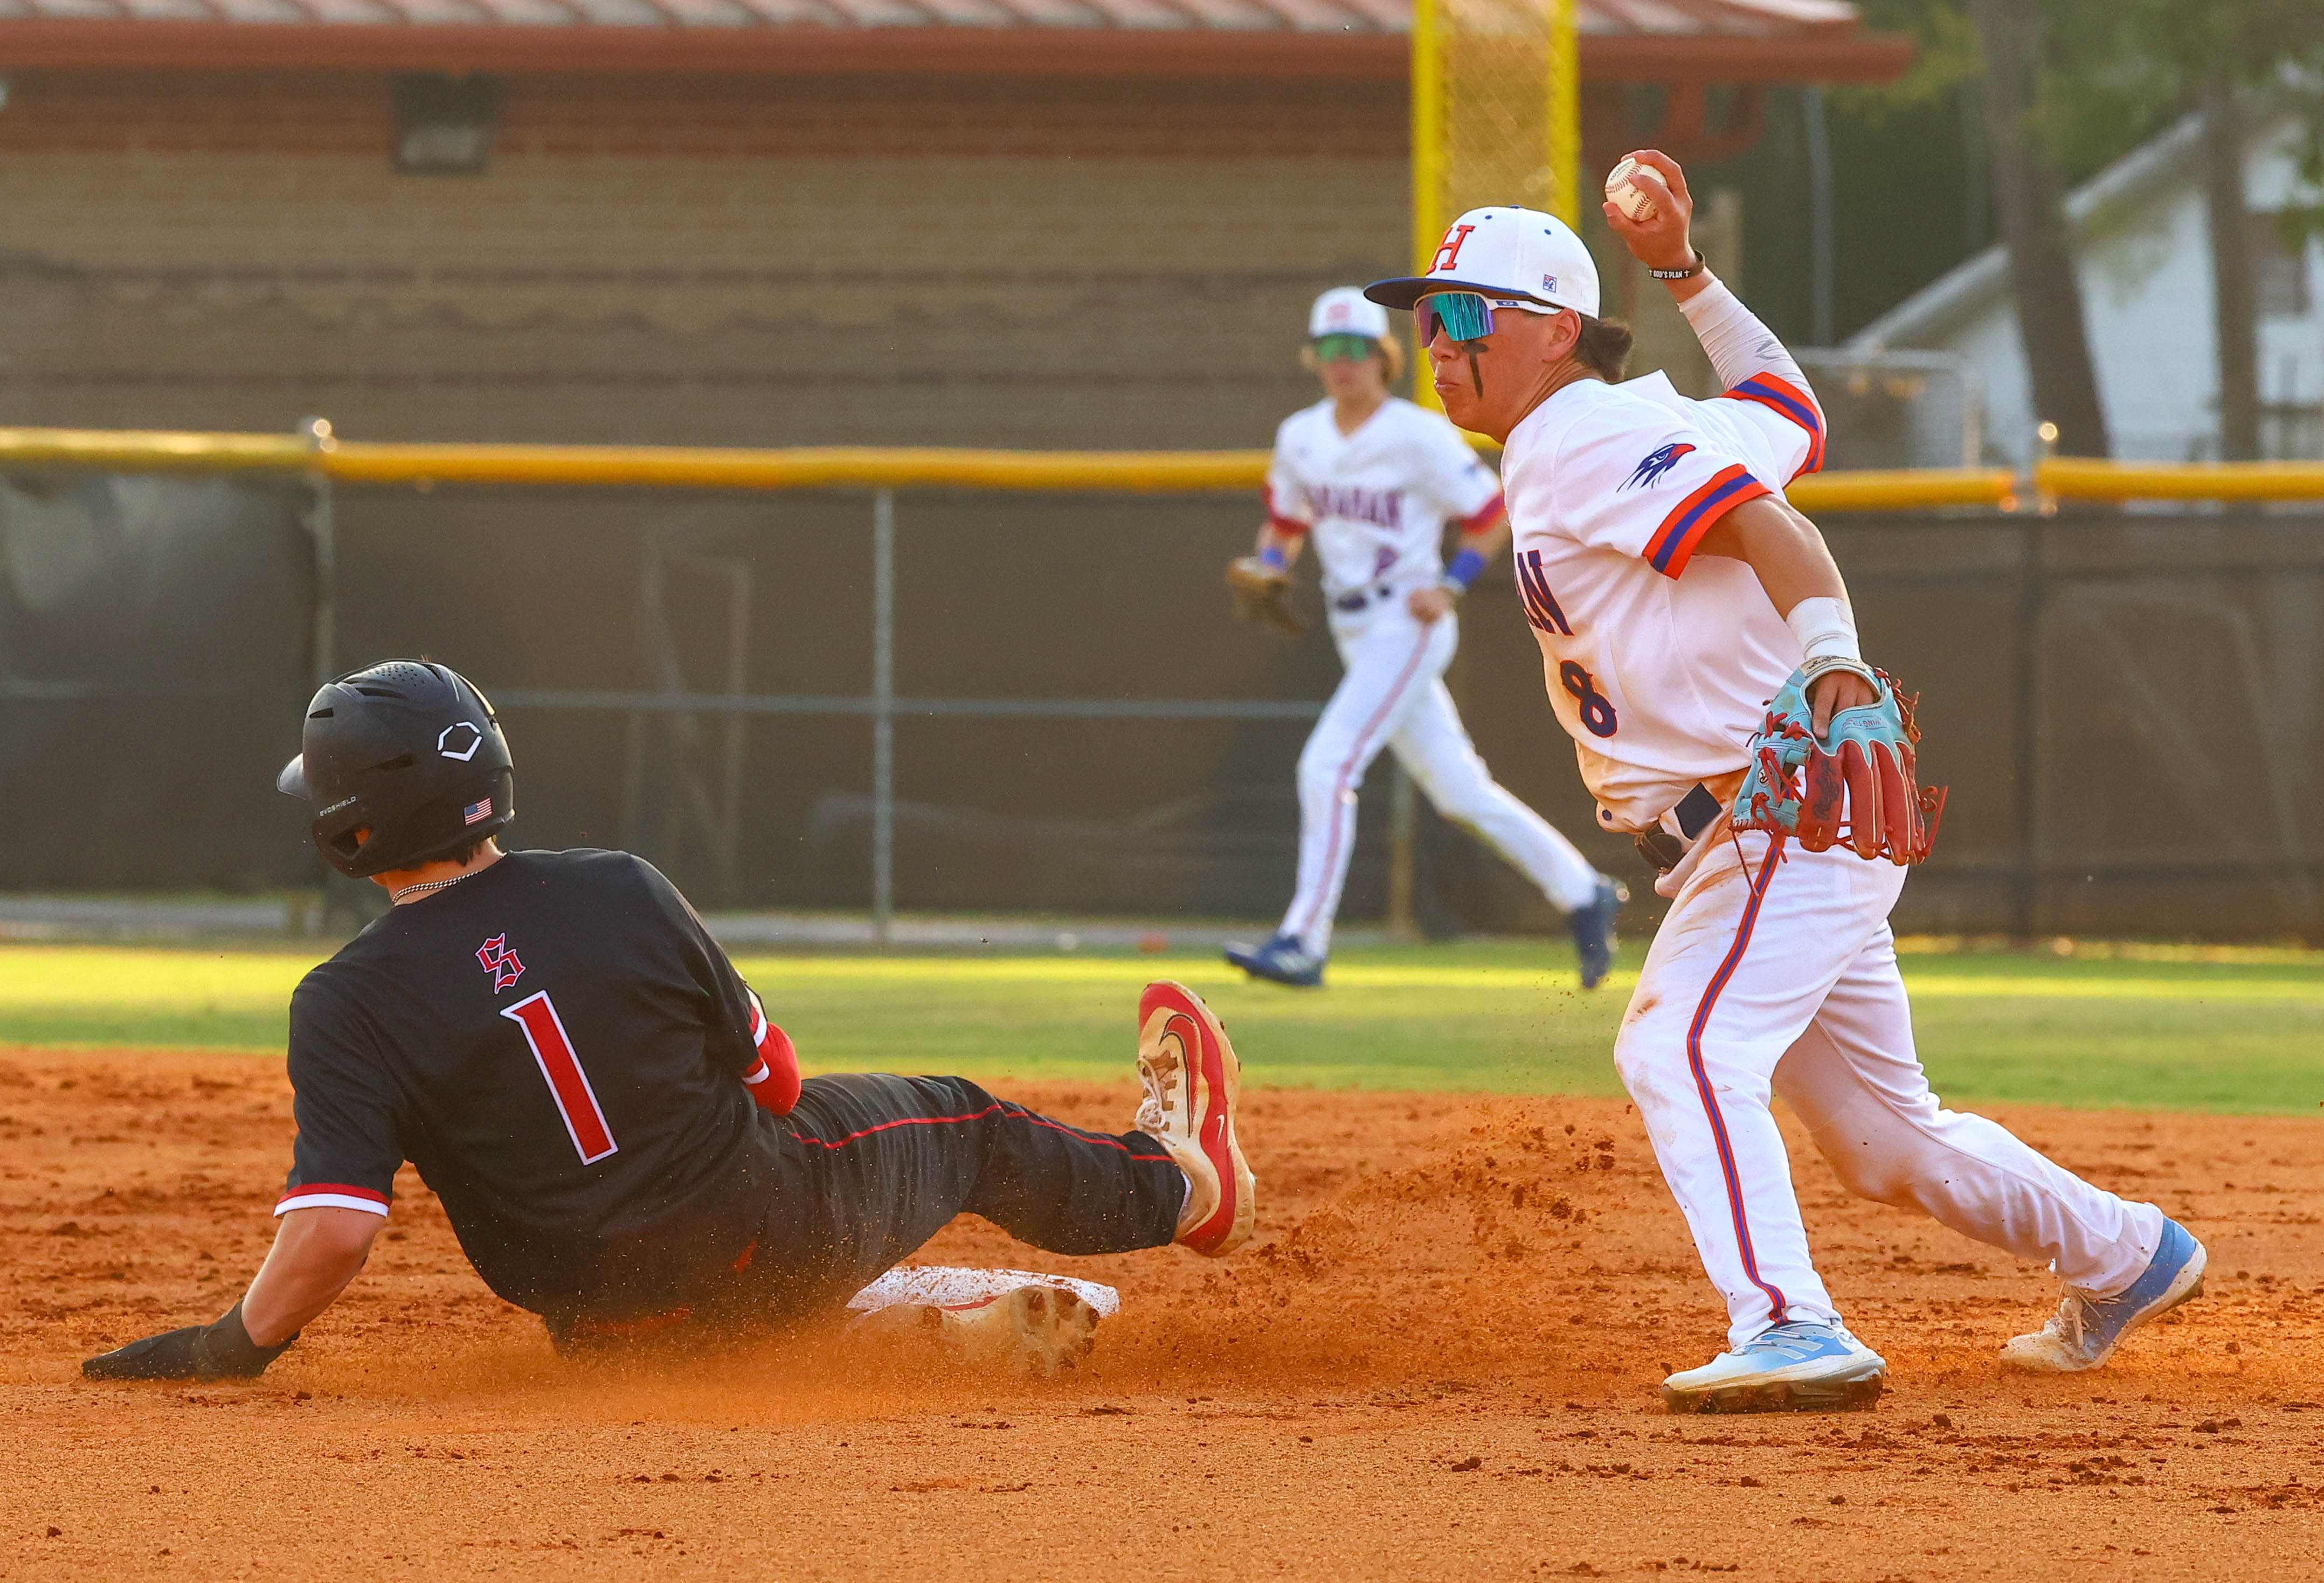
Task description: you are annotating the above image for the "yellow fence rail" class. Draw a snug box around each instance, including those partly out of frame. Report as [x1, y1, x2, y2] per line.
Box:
[2036, 457, 2324, 503]
[321, 442, 1274, 494]
[1789, 468, 2016, 513]
[0, 427, 2320, 509]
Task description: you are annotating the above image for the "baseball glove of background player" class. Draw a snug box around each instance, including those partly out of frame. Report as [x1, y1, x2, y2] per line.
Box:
[1731, 666, 1947, 864]
[1225, 557, 1306, 638]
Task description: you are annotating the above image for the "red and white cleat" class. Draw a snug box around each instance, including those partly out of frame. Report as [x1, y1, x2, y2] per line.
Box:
[1134, 980, 1256, 1257]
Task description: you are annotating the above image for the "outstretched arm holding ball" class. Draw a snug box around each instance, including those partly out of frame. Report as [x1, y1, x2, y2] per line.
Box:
[1600, 148, 1869, 732]
[1603, 149, 1821, 422]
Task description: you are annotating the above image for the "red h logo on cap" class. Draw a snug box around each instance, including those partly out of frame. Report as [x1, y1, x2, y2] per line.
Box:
[1430, 224, 1477, 273]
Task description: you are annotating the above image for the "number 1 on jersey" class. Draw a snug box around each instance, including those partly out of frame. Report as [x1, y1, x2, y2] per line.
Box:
[501, 991, 619, 1165]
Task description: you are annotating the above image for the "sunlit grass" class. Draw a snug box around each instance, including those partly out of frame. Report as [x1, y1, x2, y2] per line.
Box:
[0, 937, 2315, 1114]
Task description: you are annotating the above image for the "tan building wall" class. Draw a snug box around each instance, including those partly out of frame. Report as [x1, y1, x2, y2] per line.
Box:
[0, 70, 1410, 450]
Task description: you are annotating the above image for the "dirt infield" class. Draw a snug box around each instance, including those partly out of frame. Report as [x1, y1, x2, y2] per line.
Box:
[3, 1047, 2320, 1580]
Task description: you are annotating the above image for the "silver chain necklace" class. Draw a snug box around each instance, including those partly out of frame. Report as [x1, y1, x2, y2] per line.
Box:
[390, 871, 475, 904]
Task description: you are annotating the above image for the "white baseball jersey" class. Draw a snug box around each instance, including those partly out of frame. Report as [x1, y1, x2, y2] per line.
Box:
[1486, 294, 2170, 1376]
[1500, 369, 1825, 833]
[1266, 397, 1503, 600]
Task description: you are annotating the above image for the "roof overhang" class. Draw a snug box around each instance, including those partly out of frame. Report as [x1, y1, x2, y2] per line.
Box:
[0, 20, 1913, 83]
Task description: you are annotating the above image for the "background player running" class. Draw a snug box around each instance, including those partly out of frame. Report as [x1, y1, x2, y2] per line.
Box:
[83, 662, 1254, 1383]
[1361, 154, 2204, 1412]
[1221, 287, 1621, 991]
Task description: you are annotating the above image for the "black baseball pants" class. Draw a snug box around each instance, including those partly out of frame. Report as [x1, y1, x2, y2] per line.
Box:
[742, 1074, 1185, 1320]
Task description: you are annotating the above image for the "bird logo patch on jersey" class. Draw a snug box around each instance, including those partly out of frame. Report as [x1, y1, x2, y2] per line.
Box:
[1622, 442, 1696, 491]
[476, 934, 525, 992]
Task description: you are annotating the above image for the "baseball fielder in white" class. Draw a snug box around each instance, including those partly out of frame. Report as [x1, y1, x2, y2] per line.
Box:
[1362, 153, 2206, 1412]
[1222, 288, 1621, 991]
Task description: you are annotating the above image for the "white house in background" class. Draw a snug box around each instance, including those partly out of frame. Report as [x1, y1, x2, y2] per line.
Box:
[1848, 108, 2323, 465]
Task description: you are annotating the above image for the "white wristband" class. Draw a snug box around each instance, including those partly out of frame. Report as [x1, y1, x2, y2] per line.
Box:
[1786, 596, 1877, 688]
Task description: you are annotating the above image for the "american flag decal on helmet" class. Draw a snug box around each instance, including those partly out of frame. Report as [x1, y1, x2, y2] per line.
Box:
[463, 797, 493, 825]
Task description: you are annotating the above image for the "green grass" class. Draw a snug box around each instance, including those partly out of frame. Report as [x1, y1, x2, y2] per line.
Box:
[0, 939, 2316, 1115]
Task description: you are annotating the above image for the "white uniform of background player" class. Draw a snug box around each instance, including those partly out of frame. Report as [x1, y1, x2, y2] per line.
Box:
[1364, 164, 2205, 1410]
[1224, 289, 1616, 990]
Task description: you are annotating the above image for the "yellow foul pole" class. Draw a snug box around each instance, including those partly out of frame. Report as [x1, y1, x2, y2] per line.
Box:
[1409, 0, 1443, 407]
[1547, 0, 1580, 225]
[1411, 0, 1444, 279]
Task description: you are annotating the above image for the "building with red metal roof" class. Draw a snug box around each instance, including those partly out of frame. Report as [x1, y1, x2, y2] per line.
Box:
[0, 0, 1906, 448]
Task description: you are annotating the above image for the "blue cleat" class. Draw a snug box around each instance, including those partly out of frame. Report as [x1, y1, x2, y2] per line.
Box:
[1662, 1320, 1887, 1414]
[1999, 1217, 2207, 1372]
[1222, 933, 1325, 989]
[1567, 874, 1626, 989]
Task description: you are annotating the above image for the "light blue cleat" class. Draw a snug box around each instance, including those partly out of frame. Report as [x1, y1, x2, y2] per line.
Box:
[1222, 933, 1325, 989]
[2000, 1217, 2208, 1373]
[1567, 874, 1626, 990]
[1662, 1320, 1887, 1414]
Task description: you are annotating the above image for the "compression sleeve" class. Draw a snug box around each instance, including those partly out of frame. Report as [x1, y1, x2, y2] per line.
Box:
[1684, 280, 1827, 478]
[1680, 279, 1805, 394]
[737, 991, 801, 1117]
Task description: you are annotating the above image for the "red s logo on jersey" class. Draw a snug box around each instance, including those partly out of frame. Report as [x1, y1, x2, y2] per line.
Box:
[476, 934, 525, 992]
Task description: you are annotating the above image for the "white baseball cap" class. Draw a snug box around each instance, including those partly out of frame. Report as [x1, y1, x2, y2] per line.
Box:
[1308, 286, 1392, 341]
[1365, 206, 1601, 320]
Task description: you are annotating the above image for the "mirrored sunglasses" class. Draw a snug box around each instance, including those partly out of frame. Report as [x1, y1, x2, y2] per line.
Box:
[1414, 290, 1554, 346]
[1311, 333, 1381, 362]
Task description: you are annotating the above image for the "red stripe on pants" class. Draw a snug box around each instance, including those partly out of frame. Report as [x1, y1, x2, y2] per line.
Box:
[1684, 837, 1789, 1323]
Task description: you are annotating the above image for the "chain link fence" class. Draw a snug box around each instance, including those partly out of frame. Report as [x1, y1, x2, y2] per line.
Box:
[2, 467, 2316, 942]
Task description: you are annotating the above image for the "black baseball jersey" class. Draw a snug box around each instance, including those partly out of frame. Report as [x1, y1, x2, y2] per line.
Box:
[279, 849, 784, 1320]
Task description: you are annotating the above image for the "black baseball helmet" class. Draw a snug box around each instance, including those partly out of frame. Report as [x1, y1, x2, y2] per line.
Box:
[277, 659, 515, 878]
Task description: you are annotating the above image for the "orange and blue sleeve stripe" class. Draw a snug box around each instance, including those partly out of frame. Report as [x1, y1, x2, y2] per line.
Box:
[1644, 464, 1770, 578]
[1717, 372, 1825, 477]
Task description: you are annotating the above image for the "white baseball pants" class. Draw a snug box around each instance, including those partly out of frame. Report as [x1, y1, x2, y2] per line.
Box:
[1615, 825, 2166, 1349]
[1277, 605, 1601, 956]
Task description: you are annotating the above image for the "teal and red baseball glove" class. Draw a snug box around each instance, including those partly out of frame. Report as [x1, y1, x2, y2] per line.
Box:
[1731, 666, 1946, 864]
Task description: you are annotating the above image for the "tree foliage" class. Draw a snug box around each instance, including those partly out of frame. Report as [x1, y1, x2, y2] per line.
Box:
[1845, 0, 2322, 194]
[2043, 0, 2323, 244]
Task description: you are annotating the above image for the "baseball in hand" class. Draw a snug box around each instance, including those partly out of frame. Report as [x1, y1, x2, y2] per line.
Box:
[1604, 157, 1659, 224]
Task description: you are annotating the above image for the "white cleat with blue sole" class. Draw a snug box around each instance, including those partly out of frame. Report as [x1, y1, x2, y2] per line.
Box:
[1662, 1320, 1887, 1414]
[1999, 1217, 2207, 1373]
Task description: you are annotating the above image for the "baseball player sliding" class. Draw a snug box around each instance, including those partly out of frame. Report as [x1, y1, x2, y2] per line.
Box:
[1222, 287, 1622, 990]
[1362, 153, 2205, 1412]
[82, 662, 1254, 1383]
